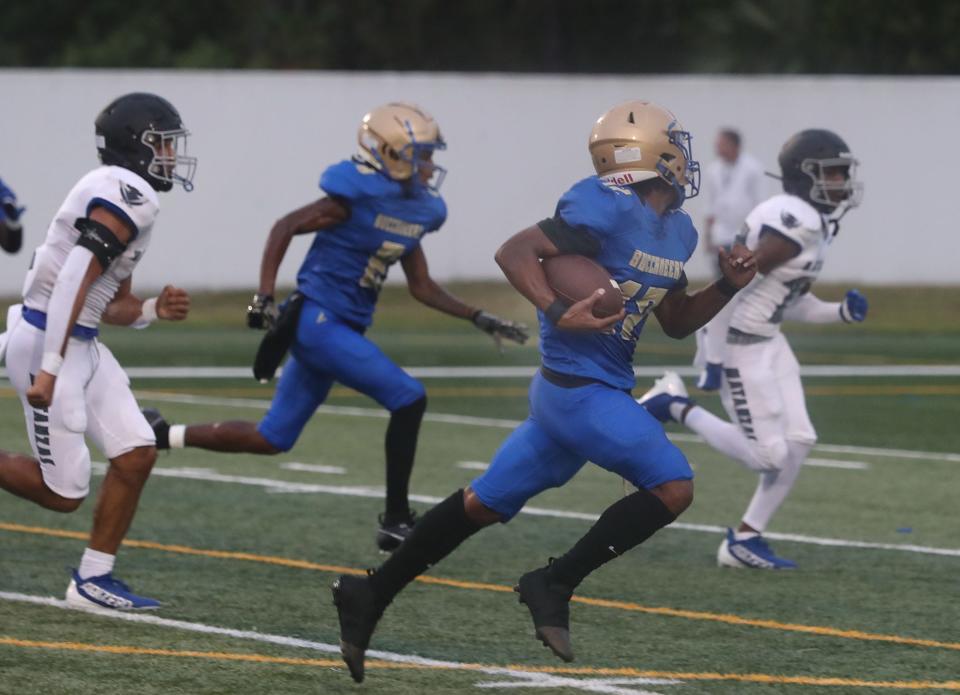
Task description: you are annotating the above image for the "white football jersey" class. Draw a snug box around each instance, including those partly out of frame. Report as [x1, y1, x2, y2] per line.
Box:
[729, 194, 829, 339]
[21, 166, 159, 329]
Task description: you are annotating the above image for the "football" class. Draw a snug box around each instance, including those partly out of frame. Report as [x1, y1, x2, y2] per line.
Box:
[541, 254, 624, 318]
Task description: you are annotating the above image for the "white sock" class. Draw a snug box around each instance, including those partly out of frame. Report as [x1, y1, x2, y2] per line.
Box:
[734, 530, 759, 541]
[684, 406, 770, 472]
[168, 424, 187, 449]
[741, 441, 812, 532]
[668, 401, 689, 422]
[78, 548, 115, 579]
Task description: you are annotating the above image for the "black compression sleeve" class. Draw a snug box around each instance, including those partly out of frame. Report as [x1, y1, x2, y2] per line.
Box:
[0, 222, 22, 254]
[537, 216, 601, 257]
[75, 217, 128, 268]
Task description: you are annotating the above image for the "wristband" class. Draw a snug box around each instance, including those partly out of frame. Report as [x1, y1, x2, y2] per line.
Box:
[714, 277, 740, 298]
[545, 299, 569, 324]
[41, 352, 64, 376]
[140, 297, 159, 324]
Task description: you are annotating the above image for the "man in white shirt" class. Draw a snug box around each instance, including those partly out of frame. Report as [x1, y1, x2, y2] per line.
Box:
[695, 129, 766, 390]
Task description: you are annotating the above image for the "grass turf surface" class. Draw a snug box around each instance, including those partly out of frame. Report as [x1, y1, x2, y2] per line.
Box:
[1, 284, 959, 694]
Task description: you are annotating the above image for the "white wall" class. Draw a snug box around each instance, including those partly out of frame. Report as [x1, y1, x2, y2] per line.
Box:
[2, 69, 958, 294]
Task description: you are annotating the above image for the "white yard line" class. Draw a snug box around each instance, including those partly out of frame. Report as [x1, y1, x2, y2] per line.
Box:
[804, 458, 870, 470]
[456, 461, 491, 471]
[279, 462, 346, 475]
[87, 464, 960, 559]
[5, 364, 959, 380]
[0, 591, 676, 695]
[138, 391, 960, 465]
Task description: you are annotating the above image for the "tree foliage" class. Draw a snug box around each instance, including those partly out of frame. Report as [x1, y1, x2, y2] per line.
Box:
[2, 0, 958, 74]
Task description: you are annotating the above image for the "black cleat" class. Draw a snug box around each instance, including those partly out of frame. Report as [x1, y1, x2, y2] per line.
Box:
[142, 408, 170, 450]
[376, 511, 418, 552]
[331, 573, 383, 683]
[514, 565, 575, 662]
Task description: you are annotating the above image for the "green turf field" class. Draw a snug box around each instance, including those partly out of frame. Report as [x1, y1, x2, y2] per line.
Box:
[1, 284, 959, 694]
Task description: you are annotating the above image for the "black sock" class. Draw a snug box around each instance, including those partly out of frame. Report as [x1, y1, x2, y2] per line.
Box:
[369, 489, 482, 609]
[384, 396, 427, 521]
[548, 488, 676, 589]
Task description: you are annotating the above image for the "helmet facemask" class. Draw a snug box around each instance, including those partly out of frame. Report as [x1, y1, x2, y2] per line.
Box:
[362, 130, 447, 192]
[799, 157, 863, 213]
[143, 128, 197, 192]
[397, 137, 447, 192]
[656, 122, 701, 207]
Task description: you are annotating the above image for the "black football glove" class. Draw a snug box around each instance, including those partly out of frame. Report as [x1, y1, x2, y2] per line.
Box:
[247, 293, 278, 330]
[472, 310, 529, 352]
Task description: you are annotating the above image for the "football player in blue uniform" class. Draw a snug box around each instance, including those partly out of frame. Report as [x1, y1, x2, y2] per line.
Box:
[146, 103, 527, 551]
[0, 177, 24, 253]
[330, 100, 758, 681]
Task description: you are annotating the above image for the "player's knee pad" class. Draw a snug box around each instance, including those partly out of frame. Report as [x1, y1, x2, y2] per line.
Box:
[753, 439, 790, 472]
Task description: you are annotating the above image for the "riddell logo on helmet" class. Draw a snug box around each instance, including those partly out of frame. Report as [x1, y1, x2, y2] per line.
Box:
[601, 172, 638, 186]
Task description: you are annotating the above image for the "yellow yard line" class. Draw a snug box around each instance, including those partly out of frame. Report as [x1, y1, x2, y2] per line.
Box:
[2, 522, 958, 654]
[6, 382, 960, 402]
[1, 636, 958, 690]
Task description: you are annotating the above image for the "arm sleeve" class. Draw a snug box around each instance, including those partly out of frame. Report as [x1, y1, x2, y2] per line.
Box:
[782, 292, 842, 324]
[537, 215, 601, 256]
[42, 245, 97, 362]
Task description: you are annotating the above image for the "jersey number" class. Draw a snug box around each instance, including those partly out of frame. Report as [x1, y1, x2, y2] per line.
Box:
[617, 281, 668, 341]
[359, 241, 406, 292]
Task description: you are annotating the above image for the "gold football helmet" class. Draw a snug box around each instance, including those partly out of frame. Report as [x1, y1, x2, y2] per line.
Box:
[357, 102, 446, 190]
[588, 101, 700, 204]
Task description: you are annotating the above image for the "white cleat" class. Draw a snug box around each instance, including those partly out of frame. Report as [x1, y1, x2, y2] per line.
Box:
[636, 371, 692, 423]
[637, 371, 689, 403]
[717, 529, 797, 570]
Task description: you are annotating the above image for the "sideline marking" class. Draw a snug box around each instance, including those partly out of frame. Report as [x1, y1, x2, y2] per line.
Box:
[1, 524, 958, 654]
[133, 391, 960, 464]
[3, 594, 960, 691]
[4, 364, 958, 379]
[85, 462, 960, 559]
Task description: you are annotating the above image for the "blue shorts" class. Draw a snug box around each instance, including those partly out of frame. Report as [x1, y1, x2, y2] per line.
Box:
[258, 299, 425, 451]
[471, 371, 692, 521]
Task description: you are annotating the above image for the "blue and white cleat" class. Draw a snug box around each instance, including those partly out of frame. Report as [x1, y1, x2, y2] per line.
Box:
[66, 570, 161, 610]
[717, 529, 797, 570]
[695, 362, 724, 391]
[637, 371, 693, 423]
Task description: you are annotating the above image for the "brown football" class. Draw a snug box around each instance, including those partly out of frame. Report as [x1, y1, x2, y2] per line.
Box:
[541, 255, 624, 318]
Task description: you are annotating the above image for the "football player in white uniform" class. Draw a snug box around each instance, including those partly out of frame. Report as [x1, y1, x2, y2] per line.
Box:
[0, 93, 195, 608]
[639, 129, 866, 569]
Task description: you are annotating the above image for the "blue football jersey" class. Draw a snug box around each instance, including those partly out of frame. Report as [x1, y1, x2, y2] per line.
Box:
[296, 159, 447, 327]
[539, 176, 698, 390]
